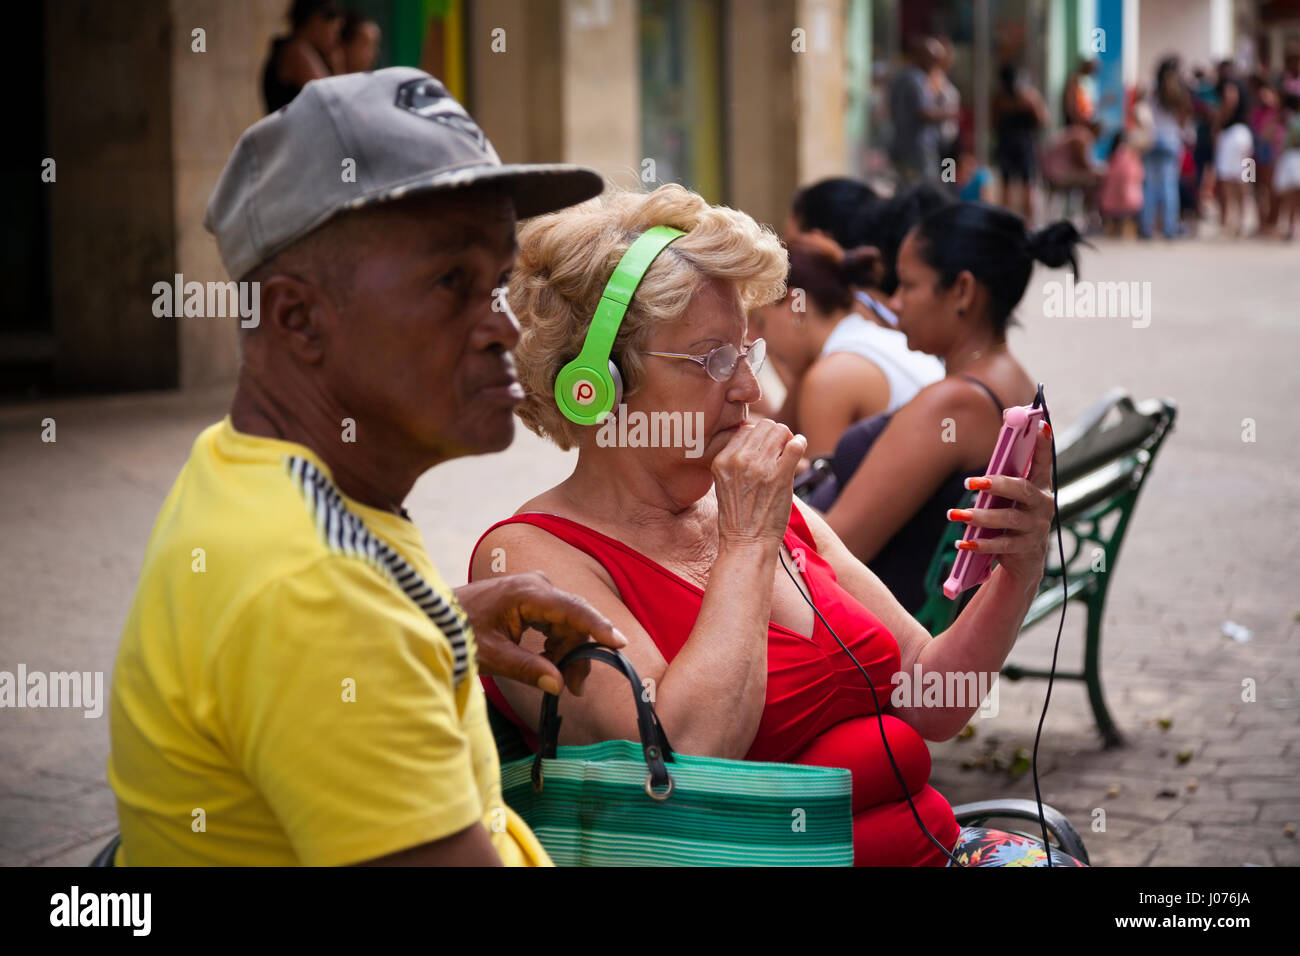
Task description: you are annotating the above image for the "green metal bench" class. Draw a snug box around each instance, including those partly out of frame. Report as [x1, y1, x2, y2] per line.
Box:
[913, 389, 1178, 748]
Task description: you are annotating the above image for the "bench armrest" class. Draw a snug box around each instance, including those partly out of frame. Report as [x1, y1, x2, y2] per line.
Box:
[950, 798, 1090, 864]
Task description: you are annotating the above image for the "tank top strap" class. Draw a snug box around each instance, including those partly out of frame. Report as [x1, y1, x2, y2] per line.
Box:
[958, 373, 1006, 415]
[469, 512, 651, 581]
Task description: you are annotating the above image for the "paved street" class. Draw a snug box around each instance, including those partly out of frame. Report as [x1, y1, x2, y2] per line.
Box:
[1, 237, 1297, 867]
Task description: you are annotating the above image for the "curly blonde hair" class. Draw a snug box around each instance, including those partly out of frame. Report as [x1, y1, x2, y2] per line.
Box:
[509, 182, 788, 450]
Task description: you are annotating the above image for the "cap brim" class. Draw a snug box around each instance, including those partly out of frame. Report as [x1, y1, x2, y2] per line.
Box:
[342, 163, 605, 219]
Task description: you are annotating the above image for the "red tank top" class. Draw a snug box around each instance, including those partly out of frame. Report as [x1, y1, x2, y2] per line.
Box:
[469, 504, 959, 866]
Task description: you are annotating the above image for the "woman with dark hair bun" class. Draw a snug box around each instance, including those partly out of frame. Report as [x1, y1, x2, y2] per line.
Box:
[809, 202, 1084, 613]
[750, 233, 925, 458]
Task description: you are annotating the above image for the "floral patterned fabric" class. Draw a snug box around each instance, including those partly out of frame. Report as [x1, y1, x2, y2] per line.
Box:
[948, 826, 1088, 867]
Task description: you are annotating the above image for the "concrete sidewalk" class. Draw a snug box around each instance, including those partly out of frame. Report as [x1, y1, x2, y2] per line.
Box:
[2, 237, 1296, 866]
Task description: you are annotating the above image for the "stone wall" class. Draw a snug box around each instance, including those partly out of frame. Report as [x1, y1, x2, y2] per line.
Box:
[726, 0, 799, 229]
[44, 0, 286, 392]
[46, 0, 179, 391]
[171, 0, 286, 388]
[467, 0, 566, 167]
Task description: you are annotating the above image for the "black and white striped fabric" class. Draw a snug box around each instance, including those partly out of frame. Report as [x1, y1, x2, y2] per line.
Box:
[283, 455, 470, 686]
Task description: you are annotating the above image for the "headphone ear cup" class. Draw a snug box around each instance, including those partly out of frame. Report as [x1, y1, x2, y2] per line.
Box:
[607, 359, 624, 409]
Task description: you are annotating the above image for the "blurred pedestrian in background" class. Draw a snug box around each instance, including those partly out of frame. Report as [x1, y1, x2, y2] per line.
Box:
[1178, 115, 1202, 236]
[1280, 43, 1300, 99]
[932, 37, 962, 168]
[1275, 92, 1300, 241]
[992, 64, 1047, 223]
[1042, 122, 1104, 232]
[956, 149, 993, 202]
[1140, 57, 1190, 240]
[1214, 58, 1253, 237]
[889, 37, 954, 185]
[1100, 129, 1144, 236]
[1062, 58, 1101, 134]
[336, 10, 382, 74]
[1189, 65, 1220, 225]
[261, 0, 343, 114]
[1248, 76, 1284, 236]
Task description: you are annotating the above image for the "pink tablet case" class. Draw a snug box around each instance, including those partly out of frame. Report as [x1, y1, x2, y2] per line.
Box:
[942, 404, 1045, 599]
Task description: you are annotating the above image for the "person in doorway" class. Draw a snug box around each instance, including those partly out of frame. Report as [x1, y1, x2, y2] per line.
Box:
[261, 0, 343, 114]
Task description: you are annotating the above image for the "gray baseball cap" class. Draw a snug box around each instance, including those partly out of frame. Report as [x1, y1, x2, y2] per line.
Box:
[204, 67, 605, 279]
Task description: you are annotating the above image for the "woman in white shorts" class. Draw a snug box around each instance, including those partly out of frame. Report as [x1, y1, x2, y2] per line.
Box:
[1215, 63, 1253, 235]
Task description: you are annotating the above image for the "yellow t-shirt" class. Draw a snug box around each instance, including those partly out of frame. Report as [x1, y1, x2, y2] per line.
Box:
[107, 418, 550, 866]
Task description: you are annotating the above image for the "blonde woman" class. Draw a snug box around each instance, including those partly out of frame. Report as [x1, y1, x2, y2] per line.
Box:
[469, 184, 1076, 866]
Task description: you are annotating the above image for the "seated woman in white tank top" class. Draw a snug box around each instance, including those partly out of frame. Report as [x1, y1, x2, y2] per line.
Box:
[821, 311, 946, 412]
[750, 233, 944, 459]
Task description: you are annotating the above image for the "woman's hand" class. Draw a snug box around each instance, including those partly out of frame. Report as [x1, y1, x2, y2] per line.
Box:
[949, 420, 1056, 590]
[712, 419, 807, 549]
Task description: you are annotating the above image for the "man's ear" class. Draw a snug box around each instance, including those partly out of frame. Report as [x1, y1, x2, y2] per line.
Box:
[258, 274, 329, 363]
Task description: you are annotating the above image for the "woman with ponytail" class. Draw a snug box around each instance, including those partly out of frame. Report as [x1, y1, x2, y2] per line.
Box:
[751, 233, 943, 459]
[810, 203, 1084, 613]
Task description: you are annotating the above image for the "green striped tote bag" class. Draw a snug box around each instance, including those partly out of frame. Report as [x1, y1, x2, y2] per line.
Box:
[499, 645, 853, 866]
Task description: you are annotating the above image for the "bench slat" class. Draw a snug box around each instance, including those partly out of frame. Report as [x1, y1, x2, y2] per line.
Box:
[1022, 574, 1093, 628]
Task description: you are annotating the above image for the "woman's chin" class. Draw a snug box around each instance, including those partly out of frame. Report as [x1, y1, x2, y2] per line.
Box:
[899, 329, 927, 354]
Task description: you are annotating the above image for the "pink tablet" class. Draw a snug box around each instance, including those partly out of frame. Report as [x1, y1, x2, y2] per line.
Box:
[942, 404, 1045, 599]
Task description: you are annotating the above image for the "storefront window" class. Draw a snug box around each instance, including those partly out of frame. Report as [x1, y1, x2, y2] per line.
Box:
[640, 0, 725, 203]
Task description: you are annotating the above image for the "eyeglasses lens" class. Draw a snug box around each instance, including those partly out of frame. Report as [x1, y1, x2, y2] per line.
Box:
[705, 340, 766, 382]
[706, 345, 739, 382]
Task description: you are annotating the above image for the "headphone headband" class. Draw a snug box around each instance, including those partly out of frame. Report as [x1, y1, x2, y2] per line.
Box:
[554, 225, 686, 426]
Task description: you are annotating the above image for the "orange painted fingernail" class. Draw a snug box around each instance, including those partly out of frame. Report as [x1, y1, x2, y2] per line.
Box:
[948, 508, 973, 521]
[1042, 421, 1053, 440]
[965, 476, 993, 491]
[956, 540, 979, 551]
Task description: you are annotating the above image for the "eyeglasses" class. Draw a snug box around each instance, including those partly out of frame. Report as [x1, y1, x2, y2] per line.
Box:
[645, 338, 767, 383]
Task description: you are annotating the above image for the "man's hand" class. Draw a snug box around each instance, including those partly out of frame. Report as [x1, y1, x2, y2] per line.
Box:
[454, 572, 627, 697]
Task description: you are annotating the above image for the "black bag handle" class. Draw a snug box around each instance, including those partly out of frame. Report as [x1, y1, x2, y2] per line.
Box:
[532, 645, 675, 799]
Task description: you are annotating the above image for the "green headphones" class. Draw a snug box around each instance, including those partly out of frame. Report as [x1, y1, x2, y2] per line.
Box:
[554, 225, 686, 426]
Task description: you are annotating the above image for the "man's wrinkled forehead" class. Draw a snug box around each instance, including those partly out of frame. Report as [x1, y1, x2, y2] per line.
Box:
[392, 188, 519, 258]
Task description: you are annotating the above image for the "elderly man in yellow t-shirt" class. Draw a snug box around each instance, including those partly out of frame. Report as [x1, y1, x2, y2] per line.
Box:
[106, 68, 624, 866]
